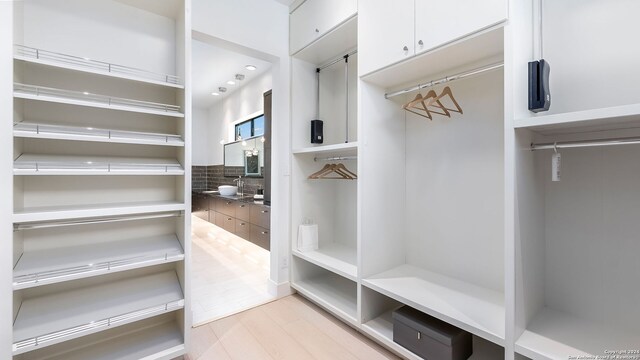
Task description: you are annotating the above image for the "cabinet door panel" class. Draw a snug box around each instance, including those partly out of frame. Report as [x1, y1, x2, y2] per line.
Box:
[415, 0, 506, 53]
[290, 0, 357, 54]
[359, 0, 415, 75]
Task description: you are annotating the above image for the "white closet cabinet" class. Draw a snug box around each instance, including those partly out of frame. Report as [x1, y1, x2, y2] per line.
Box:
[359, 0, 507, 76]
[358, 0, 414, 76]
[290, 0, 357, 55]
[8, 1, 191, 359]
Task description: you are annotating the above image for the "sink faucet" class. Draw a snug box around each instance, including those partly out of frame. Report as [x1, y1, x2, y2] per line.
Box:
[233, 176, 244, 196]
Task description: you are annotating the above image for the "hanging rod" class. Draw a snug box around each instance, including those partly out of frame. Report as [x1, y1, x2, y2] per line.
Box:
[384, 62, 504, 99]
[317, 50, 357, 71]
[531, 136, 640, 151]
[14, 211, 184, 231]
[314, 156, 357, 162]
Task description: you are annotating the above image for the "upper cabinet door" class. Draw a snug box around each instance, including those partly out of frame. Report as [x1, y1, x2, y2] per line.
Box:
[415, 0, 507, 54]
[290, 0, 358, 55]
[359, 0, 415, 76]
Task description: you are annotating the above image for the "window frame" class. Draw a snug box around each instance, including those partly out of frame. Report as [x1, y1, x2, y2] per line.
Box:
[235, 114, 265, 141]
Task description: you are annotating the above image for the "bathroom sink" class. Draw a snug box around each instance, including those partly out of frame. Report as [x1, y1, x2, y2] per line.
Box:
[218, 185, 238, 196]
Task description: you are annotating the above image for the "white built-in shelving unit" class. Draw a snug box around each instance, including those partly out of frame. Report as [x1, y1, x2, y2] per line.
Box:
[290, 1, 640, 360]
[289, 0, 360, 335]
[7, 0, 191, 359]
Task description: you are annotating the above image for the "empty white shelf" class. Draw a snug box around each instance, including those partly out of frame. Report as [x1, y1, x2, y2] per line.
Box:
[13, 271, 184, 355]
[13, 201, 185, 223]
[19, 318, 185, 360]
[293, 142, 358, 156]
[14, 122, 184, 147]
[292, 243, 357, 281]
[516, 307, 640, 360]
[13, 235, 184, 290]
[14, 83, 184, 118]
[362, 264, 505, 345]
[514, 103, 640, 135]
[14, 154, 184, 175]
[14, 45, 184, 89]
[292, 274, 358, 326]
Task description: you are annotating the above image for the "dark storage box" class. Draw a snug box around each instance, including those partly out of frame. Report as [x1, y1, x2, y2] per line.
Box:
[392, 306, 473, 360]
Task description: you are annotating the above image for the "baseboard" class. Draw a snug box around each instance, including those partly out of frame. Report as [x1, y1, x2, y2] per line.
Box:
[268, 279, 293, 298]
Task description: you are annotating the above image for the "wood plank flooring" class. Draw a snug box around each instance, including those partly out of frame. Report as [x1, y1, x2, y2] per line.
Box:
[187, 294, 400, 360]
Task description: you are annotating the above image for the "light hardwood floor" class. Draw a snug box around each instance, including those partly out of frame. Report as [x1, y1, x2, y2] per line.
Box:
[187, 294, 401, 360]
[191, 216, 276, 325]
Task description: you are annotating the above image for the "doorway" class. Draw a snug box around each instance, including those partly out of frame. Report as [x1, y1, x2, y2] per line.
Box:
[190, 36, 276, 326]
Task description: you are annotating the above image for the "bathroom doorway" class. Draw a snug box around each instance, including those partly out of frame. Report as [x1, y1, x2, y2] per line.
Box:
[190, 35, 276, 326]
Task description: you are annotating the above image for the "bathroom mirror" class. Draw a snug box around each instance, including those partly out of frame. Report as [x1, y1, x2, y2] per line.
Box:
[223, 136, 264, 177]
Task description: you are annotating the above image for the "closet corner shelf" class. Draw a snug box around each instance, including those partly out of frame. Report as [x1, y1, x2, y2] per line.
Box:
[292, 15, 357, 65]
[13, 234, 185, 290]
[291, 275, 358, 327]
[362, 25, 504, 89]
[22, 318, 185, 360]
[14, 122, 185, 147]
[514, 103, 640, 135]
[515, 307, 640, 360]
[13, 201, 185, 224]
[12, 271, 184, 355]
[292, 243, 357, 281]
[293, 142, 358, 156]
[14, 45, 184, 89]
[14, 154, 184, 176]
[362, 264, 505, 346]
[14, 83, 184, 118]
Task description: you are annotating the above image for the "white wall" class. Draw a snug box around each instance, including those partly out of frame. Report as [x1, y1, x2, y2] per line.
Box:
[192, 107, 210, 165]
[192, 0, 291, 293]
[1, 2, 14, 359]
[209, 71, 272, 165]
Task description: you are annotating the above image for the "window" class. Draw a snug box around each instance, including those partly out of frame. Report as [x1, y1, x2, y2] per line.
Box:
[235, 114, 265, 141]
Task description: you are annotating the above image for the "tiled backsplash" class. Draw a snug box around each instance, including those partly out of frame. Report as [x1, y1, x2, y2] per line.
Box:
[192, 165, 265, 195]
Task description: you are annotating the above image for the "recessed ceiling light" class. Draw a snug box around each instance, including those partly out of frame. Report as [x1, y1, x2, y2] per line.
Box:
[227, 80, 236, 85]
[83, 91, 90, 95]
[245, 65, 257, 71]
[218, 87, 227, 93]
[211, 92, 220, 96]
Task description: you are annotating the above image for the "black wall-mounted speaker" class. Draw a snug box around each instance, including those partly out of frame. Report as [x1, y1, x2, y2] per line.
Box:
[311, 120, 323, 144]
[528, 59, 551, 113]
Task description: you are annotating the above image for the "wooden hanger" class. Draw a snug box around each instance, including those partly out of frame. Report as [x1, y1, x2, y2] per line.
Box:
[308, 163, 357, 180]
[403, 93, 432, 120]
[417, 90, 450, 117]
[431, 86, 463, 115]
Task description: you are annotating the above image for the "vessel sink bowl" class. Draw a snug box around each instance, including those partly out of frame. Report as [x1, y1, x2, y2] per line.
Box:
[218, 185, 238, 196]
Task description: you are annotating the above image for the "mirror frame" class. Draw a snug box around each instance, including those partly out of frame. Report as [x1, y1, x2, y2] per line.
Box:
[223, 135, 264, 178]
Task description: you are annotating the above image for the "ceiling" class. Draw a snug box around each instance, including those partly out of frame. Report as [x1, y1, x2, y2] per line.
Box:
[192, 40, 272, 109]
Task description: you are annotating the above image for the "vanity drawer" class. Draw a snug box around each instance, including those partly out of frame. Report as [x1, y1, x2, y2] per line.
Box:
[250, 205, 270, 229]
[235, 218, 251, 239]
[215, 212, 236, 233]
[250, 224, 270, 251]
[236, 202, 251, 222]
[218, 198, 236, 217]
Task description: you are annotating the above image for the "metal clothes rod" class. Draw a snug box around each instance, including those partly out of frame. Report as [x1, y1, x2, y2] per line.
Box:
[317, 49, 357, 71]
[384, 62, 504, 99]
[14, 211, 184, 231]
[531, 136, 640, 151]
[314, 156, 357, 162]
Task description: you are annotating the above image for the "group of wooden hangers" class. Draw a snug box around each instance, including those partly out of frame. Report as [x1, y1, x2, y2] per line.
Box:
[403, 86, 463, 120]
[308, 163, 357, 180]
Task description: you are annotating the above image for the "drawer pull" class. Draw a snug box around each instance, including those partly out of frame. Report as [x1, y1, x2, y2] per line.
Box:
[261, 210, 268, 214]
[240, 205, 245, 208]
[226, 201, 232, 205]
[417, 332, 421, 340]
[227, 217, 232, 221]
[240, 223, 246, 226]
[261, 231, 269, 235]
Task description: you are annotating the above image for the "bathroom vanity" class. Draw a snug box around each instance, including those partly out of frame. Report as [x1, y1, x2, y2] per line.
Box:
[192, 192, 270, 250]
